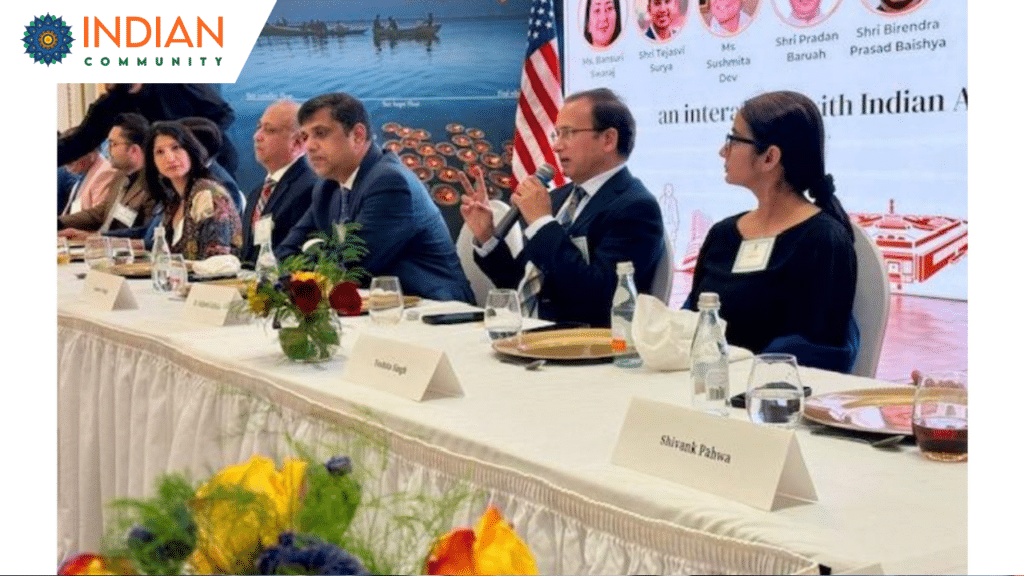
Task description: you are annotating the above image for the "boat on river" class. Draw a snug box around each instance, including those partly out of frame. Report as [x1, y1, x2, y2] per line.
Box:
[372, 23, 441, 43]
[261, 23, 368, 38]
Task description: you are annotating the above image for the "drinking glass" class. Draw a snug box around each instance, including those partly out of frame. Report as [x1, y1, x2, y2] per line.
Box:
[746, 353, 804, 428]
[109, 237, 135, 265]
[912, 371, 967, 462]
[83, 236, 112, 270]
[167, 254, 189, 294]
[57, 237, 71, 265]
[368, 276, 403, 325]
[484, 288, 522, 341]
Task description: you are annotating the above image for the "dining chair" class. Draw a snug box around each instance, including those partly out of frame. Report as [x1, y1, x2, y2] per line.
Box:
[455, 199, 524, 307]
[849, 223, 890, 378]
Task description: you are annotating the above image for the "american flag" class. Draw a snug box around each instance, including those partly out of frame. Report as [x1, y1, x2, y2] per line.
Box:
[510, 0, 566, 189]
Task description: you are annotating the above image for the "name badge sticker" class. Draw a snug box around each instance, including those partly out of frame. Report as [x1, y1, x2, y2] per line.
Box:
[732, 237, 775, 273]
[111, 203, 139, 227]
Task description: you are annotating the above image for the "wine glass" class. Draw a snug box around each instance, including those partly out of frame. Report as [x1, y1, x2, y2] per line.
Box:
[912, 371, 967, 462]
[57, 237, 71, 265]
[83, 236, 112, 270]
[745, 353, 804, 428]
[484, 289, 522, 341]
[109, 237, 135, 265]
[368, 276, 403, 325]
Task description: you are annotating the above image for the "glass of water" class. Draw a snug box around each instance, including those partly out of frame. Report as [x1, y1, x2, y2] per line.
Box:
[109, 237, 135, 265]
[167, 254, 189, 294]
[746, 353, 804, 428]
[83, 236, 112, 270]
[484, 288, 522, 341]
[368, 276, 403, 325]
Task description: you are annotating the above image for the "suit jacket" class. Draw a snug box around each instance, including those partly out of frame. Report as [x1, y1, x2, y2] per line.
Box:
[476, 167, 664, 328]
[58, 171, 157, 234]
[279, 146, 474, 303]
[240, 157, 320, 265]
[62, 156, 119, 214]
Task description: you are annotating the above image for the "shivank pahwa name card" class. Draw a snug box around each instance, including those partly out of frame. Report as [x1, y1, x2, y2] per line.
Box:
[611, 397, 816, 511]
[344, 333, 463, 401]
[82, 270, 137, 311]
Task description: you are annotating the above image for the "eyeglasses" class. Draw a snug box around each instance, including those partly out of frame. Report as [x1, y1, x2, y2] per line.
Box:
[550, 127, 601, 142]
[724, 133, 758, 150]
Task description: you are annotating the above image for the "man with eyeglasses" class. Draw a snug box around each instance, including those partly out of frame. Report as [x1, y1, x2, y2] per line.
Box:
[460, 88, 664, 328]
[58, 113, 159, 240]
[239, 100, 323, 265]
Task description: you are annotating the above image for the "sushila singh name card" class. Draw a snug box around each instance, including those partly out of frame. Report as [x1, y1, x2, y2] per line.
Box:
[344, 333, 463, 401]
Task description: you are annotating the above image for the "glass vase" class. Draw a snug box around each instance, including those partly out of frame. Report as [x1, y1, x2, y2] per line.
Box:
[277, 308, 341, 362]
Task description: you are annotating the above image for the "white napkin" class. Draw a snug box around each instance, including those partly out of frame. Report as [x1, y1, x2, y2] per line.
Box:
[190, 254, 241, 278]
[631, 294, 728, 371]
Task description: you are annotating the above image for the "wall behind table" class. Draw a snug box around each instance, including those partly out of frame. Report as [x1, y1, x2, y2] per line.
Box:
[220, 0, 535, 241]
[565, 0, 966, 299]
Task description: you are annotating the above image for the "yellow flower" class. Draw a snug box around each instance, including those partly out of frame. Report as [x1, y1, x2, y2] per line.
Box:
[188, 455, 307, 574]
[247, 282, 269, 316]
[426, 506, 538, 576]
[291, 271, 330, 295]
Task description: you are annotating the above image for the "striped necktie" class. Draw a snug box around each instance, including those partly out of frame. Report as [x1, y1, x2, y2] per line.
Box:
[520, 186, 585, 317]
[557, 185, 586, 228]
[251, 177, 276, 226]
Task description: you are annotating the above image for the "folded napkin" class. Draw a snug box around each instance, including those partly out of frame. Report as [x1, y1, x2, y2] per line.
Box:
[631, 294, 727, 371]
[191, 254, 241, 278]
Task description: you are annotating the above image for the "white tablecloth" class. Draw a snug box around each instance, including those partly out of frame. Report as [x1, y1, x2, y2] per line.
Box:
[57, 265, 965, 574]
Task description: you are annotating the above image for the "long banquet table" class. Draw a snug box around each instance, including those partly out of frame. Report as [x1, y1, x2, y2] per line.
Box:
[57, 264, 966, 574]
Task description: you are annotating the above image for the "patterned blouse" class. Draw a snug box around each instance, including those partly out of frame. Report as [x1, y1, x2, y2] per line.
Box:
[163, 178, 242, 260]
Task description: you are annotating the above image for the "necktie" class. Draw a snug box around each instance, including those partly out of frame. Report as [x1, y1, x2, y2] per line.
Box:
[251, 177, 276, 226]
[521, 186, 586, 316]
[557, 185, 586, 228]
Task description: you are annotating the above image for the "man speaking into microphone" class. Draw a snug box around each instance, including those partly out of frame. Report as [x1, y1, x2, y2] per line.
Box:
[459, 88, 664, 328]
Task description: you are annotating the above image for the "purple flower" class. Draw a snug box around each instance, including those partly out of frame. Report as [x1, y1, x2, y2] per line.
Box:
[256, 532, 369, 575]
[325, 456, 353, 476]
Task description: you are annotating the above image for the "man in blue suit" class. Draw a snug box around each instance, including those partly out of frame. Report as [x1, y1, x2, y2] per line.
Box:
[278, 92, 473, 303]
[460, 88, 664, 328]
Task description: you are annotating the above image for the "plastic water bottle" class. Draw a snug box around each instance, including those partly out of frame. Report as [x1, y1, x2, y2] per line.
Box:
[255, 240, 279, 283]
[150, 225, 172, 292]
[610, 261, 642, 368]
[691, 292, 729, 416]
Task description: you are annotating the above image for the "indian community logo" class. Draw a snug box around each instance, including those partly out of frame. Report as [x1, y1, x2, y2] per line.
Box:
[23, 13, 74, 65]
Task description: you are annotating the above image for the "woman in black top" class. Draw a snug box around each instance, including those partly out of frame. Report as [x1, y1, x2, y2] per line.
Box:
[685, 90, 858, 372]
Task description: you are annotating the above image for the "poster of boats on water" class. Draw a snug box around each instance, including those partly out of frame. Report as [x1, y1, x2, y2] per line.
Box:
[221, 0, 536, 239]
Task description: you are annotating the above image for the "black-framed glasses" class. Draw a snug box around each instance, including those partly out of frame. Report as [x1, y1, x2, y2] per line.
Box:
[725, 133, 758, 149]
[550, 127, 601, 142]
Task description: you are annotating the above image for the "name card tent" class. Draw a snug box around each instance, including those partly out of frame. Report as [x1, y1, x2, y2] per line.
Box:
[612, 397, 816, 511]
[344, 333, 464, 402]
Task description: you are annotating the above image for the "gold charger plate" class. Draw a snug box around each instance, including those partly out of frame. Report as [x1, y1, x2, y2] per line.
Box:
[492, 328, 615, 362]
[803, 387, 916, 435]
[359, 295, 420, 314]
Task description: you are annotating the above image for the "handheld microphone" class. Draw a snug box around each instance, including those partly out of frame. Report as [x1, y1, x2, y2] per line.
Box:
[492, 163, 555, 240]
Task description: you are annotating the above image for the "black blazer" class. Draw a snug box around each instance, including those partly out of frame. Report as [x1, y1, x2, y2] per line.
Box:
[240, 157, 320, 265]
[476, 167, 664, 328]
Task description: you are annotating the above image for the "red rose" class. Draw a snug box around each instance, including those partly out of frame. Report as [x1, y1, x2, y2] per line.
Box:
[289, 279, 322, 317]
[329, 281, 362, 316]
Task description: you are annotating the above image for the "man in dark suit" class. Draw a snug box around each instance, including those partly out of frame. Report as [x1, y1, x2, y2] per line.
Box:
[278, 92, 473, 303]
[460, 88, 664, 328]
[239, 100, 321, 265]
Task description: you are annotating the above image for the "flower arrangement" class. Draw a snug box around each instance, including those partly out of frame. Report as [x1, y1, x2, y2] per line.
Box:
[245, 223, 368, 362]
[58, 453, 538, 576]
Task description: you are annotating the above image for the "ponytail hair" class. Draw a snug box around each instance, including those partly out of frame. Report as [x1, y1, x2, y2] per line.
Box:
[740, 91, 854, 240]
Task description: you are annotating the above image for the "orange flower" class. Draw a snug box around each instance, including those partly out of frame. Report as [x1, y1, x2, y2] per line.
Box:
[425, 507, 538, 576]
[57, 553, 123, 575]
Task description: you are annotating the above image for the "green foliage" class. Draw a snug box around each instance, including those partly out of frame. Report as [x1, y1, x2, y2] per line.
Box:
[283, 222, 370, 285]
